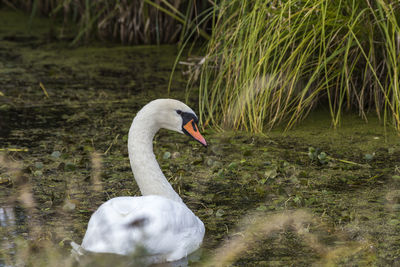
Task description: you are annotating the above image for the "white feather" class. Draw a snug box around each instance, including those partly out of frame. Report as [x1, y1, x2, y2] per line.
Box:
[74, 99, 205, 264]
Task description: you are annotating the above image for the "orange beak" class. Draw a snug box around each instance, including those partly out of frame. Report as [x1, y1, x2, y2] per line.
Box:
[183, 119, 207, 147]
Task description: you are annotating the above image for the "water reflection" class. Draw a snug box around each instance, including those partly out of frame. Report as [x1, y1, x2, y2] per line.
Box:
[71, 246, 202, 267]
[0, 207, 15, 227]
[0, 206, 17, 266]
[0, 206, 27, 249]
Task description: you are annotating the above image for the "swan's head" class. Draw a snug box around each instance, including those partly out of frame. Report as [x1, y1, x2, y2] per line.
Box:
[144, 99, 207, 147]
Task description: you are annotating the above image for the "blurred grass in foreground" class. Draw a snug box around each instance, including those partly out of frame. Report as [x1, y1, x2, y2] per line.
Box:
[0, 152, 382, 266]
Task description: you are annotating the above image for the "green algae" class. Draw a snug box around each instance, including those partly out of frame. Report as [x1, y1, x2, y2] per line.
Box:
[1, 6, 400, 267]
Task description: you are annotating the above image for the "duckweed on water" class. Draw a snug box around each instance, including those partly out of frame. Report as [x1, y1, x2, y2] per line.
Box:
[1, 7, 400, 266]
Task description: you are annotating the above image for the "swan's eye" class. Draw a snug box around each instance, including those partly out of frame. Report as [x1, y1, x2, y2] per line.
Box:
[176, 110, 182, 115]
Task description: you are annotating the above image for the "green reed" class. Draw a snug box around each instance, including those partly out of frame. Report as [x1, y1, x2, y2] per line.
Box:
[196, 0, 400, 133]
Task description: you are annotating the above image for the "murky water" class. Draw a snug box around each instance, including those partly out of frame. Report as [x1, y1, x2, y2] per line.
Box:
[1, 7, 400, 266]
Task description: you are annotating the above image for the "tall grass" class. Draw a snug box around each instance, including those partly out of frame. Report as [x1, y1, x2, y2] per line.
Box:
[6, 0, 211, 45]
[196, 0, 400, 133]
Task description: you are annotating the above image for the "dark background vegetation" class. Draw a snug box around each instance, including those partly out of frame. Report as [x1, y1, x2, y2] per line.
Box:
[3, 0, 212, 45]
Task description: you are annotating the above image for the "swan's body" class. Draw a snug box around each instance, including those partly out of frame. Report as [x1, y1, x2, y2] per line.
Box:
[74, 99, 207, 264]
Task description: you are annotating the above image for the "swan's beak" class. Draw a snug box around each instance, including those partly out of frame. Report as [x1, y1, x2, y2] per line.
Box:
[183, 119, 207, 147]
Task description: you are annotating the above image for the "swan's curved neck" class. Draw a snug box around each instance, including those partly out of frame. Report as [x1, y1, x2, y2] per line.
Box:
[128, 110, 183, 203]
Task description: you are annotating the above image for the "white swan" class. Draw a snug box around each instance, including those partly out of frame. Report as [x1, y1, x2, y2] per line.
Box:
[72, 99, 207, 264]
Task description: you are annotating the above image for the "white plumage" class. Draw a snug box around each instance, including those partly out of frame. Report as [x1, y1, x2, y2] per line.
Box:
[72, 99, 206, 264]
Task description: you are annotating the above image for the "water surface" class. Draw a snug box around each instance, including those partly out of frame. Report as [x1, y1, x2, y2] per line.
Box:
[1, 7, 400, 266]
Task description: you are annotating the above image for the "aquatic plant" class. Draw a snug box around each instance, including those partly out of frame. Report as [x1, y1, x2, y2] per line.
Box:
[196, 0, 400, 133]
[308, 147, 328, 165]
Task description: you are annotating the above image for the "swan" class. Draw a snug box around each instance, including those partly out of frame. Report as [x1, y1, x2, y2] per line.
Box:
[71, 99, 207, 264]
